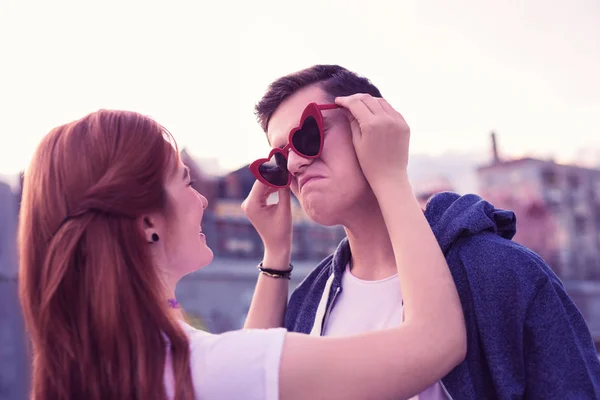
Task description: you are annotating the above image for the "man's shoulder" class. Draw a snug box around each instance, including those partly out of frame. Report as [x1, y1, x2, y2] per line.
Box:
[449, 232, 561, 309]
[291, 254, 334, 299]
[446, 234, 600, 398]
[285, 254, 336, 332]
[454, 232, 554, 279]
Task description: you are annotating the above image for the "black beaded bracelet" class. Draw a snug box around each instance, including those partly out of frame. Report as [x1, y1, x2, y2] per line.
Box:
[257, 262, 293, 279]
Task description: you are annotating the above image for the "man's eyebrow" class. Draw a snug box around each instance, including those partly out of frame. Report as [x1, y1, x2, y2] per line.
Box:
[269, 132, 287, 149]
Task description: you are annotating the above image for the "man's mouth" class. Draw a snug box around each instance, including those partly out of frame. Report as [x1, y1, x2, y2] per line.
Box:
[299, 175, 325, 191]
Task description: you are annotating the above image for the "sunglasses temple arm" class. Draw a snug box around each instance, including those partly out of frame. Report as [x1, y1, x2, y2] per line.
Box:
[317, 104, 340, 110]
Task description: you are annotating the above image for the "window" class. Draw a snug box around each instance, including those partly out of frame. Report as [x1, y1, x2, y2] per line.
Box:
[592, 178, 600, 202]
[574, 215, 587, 236]
[545, 188, 562, 208]
[541, 168, 558, 186]
[567, 173, 581, 190]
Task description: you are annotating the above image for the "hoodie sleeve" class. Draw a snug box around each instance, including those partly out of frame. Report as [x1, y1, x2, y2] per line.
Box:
[425, 192, 600, 398]
[522, 267, 600, 398]
[452, 235, 600, 399]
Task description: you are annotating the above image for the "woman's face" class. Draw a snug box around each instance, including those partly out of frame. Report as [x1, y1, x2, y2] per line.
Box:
[145, 159, 213, 282]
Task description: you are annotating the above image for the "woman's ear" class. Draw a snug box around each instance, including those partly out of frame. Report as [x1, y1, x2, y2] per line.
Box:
[139, 215, 158, 243]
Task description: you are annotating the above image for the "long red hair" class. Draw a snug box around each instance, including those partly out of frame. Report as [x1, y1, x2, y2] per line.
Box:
[18, 110, 194, 399]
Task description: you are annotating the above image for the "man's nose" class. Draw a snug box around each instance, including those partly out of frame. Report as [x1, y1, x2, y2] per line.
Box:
[287, 150, 313, 176]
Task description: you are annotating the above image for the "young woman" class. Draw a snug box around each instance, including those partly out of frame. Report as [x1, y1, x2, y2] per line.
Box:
[19, 109, 465, 400]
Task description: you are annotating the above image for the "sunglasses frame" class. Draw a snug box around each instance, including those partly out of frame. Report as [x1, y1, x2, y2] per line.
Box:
[249, 102, 339, 188]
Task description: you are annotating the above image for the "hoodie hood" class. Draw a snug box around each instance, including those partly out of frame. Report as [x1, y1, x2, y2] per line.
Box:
[330, 191, 517, 280]
[424, 192, 516, 253]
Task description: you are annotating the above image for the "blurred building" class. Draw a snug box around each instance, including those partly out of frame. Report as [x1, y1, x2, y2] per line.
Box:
[0, 180, 28, 400]
[0, 181, 18, 280]
[477, 133, 600, 281]
[478, 133, 600, 350]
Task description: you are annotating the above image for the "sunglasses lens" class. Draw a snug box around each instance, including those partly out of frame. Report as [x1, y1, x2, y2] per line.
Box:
[258, 152, 289, 186]
[291, 115, 320, 157]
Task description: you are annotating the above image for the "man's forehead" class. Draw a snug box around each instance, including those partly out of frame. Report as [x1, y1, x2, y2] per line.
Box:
[266, 86, 329, 146]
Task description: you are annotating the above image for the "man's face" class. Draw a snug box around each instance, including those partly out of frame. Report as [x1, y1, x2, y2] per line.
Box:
[267, 85, 371, 226]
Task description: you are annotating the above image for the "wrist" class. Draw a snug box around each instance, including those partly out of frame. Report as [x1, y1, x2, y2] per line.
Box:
[370, 170, 412, 196]
[257, 262, 293, 280]
[262, 250, 292, 270]
[374, 175, 423, 217]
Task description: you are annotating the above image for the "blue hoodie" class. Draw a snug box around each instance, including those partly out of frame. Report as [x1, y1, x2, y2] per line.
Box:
[285, 192, 600, 399]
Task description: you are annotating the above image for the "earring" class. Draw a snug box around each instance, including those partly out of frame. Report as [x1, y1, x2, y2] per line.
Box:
[151, 233, 159, 243]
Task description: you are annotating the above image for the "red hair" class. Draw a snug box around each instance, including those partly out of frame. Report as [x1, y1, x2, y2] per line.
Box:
[18, 110, 194, 399]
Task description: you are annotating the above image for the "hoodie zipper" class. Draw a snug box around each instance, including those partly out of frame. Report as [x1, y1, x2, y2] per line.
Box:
[320, 286, 341, 336]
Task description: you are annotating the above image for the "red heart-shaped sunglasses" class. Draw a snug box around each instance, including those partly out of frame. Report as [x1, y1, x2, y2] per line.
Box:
[249, 102, 339, 188]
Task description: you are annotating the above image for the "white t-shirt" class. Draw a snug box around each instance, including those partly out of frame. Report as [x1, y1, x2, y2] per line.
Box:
[322, 264, 449, 400]
[164, 322, 286, 400]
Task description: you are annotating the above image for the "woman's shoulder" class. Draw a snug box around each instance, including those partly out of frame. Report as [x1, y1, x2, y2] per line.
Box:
[180, 320, 287, 349]
[179, 321, 287, 400]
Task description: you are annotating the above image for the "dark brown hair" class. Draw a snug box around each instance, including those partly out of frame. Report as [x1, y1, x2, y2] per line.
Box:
[255, 64, 382, 132]
[18, 110, 194, 399]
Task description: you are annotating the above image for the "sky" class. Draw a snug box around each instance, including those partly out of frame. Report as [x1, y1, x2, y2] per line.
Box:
[1, 0, 599, 186]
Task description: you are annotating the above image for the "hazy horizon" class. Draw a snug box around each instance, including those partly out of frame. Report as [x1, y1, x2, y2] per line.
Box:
[1, 0, 599, 180]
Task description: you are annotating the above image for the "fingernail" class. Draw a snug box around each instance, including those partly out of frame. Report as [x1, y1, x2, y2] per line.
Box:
[266, 192, 279, 205]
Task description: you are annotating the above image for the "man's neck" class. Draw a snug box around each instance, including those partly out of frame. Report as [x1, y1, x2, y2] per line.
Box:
[343, 196, 398, 281]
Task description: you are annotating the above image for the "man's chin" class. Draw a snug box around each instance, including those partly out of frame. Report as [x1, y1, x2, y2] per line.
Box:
[302, 203, 339, 227]
[301, 191, 359, 226]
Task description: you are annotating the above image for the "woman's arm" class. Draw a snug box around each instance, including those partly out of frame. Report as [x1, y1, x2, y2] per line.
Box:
[242, 186, 293, 329]
[243, 250, 290, 329]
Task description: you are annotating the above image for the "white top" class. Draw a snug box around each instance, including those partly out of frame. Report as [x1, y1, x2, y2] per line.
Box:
[321, 264, 449, 400]
[164, 322, 286, 400]
[323, 265, 404, 335]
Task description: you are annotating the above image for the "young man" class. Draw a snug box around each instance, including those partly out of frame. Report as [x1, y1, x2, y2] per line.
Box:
[247, 65, 600, 399]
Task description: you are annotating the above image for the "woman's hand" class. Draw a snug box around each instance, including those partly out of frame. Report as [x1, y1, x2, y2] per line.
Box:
[242, 180, 292, 268]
